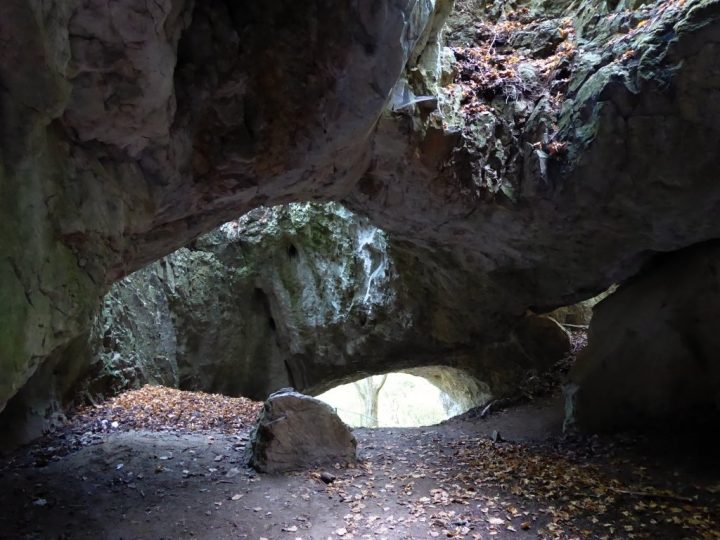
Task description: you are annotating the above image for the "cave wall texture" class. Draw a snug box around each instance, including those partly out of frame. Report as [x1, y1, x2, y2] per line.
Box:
[2, 0, 720, 436]
[567, 242, 720, 431]
[72, 203, 567, 402]
[1, 202, 571, 445]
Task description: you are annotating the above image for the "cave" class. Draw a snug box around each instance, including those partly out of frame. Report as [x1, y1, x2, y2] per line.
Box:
[2, 0, 720, 537]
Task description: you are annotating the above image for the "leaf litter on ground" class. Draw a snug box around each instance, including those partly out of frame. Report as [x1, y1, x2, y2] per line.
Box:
[74, 385, 263, 435]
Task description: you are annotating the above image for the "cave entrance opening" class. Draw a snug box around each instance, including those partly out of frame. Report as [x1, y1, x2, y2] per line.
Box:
[315, 366, 490, 428]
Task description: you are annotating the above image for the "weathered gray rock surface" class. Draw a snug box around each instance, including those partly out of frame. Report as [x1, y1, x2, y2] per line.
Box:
[83, 265, 180, 395]
[0, 264, 180, 448]
[1, 0, 720, 434]
[547, 289, 614, 326]
[1, 202, 574, 444]
[567, 242, 720, 431]
[249, 389, 357, 473]
[403, 366, 492, 414]
[0, 0, 441, 416]
[91, 203, 570, 401]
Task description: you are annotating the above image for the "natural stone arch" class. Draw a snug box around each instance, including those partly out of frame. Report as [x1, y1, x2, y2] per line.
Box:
[315, 366, 491, 427]
[403, 366, 492, 413]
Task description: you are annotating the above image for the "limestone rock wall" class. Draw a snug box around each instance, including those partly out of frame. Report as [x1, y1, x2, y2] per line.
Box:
[347, 0, 720, 323]
[567, 242, 720, 431]
[78, 203, 567, 404]
[0, 264, 179, 448]
[84, 265, 179, 396]
[0, 0, 440, 416]
[404, 366, 492, 413]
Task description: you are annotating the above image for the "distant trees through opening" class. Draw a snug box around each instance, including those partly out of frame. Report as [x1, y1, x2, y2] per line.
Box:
[316, 368, 490, 428]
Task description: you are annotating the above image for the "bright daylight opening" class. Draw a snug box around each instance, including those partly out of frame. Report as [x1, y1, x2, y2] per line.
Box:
[316, 367, 490, 428]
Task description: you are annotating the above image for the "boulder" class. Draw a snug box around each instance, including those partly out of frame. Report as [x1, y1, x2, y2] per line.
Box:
[567, 242, 720, 431]
[249, 389, 357, 473]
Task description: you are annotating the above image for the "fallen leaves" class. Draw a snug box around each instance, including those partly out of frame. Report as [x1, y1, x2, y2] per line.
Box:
[72, 385, 263, 435]
[441, 10, 578, 202]
[450, 14, 576, 125]
[604, 0, 692, 61]
[6, 388, 720, 540]
[443, 0, 696, 205]
[313, 421, 719, 540]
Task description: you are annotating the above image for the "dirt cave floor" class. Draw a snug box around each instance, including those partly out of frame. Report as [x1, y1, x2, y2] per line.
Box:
[0, 385, 719, 540]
